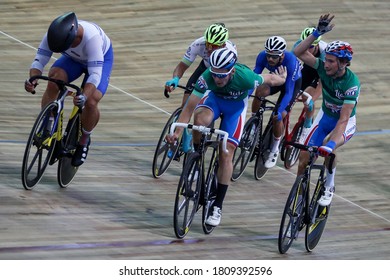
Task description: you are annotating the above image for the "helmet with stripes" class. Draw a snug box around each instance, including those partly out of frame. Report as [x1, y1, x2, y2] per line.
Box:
[209, 48, 237, 70]
[264, 36, 287, 55]
[204, 23, 229, 46]
[325, 40, 353, 61]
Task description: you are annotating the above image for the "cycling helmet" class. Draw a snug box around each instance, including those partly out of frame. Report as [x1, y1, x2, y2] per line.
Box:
[47, 12, 78, 53]
[264, 36, 287, 55]
[301, 27, 321, 46]
[204, 23, 229, 46]
[209, 48, 237, 70]
[325, 40, 353, 61]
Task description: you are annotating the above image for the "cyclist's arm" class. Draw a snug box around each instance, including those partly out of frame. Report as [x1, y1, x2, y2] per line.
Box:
[328, 102, 354, 145]
[293, 34, 317, 68]
[172, 61, 190, 79]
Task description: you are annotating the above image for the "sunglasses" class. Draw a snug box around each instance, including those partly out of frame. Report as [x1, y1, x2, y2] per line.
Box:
[210, 67, 233, 78]
[266, 53, 282, 60]
[206, 42, 222, 50]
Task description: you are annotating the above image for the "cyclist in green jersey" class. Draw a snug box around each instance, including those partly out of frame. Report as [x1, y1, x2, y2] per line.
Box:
[293, 13, 361, 206]
[166, 48, 287, 226]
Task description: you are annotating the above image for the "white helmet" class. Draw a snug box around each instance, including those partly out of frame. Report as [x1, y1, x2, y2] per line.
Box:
[209, 48, 237, 70]
[264, 36, 287, 55]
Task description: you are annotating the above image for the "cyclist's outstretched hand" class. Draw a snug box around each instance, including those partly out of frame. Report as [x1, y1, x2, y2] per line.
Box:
[316, 13, 335, 35]
[165, 76, 180, 93]
[318, 140, 336, 157]
[24, 78, 38, 93]
[275, 65, 287, 81]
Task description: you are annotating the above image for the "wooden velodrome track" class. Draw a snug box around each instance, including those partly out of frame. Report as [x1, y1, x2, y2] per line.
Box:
[0, 0, 389, 260]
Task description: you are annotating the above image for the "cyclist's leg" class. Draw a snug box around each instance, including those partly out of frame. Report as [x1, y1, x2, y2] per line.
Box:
[251, 84, 269, 115]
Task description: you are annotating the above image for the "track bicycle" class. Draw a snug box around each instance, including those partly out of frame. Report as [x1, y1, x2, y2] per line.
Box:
[278, 141, 335, 254]
[232, 91, 312, 181]
[171, 122, 228, 239]
[152, 85, 191, 178]
[21, 75, 83, 190]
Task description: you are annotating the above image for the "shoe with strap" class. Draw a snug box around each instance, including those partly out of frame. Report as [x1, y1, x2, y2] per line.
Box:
[205, 206, 222, 226]
[71, 139, 91, 167]
[264, 150, 279, 169]
[318, 186, 335, 206]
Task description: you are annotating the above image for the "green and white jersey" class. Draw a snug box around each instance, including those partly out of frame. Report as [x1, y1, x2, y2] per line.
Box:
[314, 58, 361, 118]
[192, 63, 264, 101]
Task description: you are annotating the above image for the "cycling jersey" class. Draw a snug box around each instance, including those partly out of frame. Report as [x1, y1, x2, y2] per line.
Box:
[31, 20, 112, 92]
[314, 58, 360, 118]
[192, 63, 265, 146]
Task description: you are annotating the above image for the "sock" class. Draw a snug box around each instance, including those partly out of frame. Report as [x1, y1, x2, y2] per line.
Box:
[271, 135, 281, 153]
[79, 128, 91, 146]
[325, 167, 336, 190]
[213, 183, 228, 209]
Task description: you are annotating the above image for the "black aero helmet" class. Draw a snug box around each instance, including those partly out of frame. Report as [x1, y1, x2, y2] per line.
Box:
[47, 12, 78, 53]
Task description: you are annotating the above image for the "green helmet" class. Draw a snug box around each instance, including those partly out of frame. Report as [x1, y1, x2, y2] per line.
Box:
[301, 27, 321, 46]
[204, 23, 229, 46]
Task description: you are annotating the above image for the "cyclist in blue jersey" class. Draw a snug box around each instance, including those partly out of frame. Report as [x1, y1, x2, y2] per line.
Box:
[293, 13, 361, 206]
[166, 48, 287, 226]
[25, 12, 114, 167]
[252, 36, 302, 169]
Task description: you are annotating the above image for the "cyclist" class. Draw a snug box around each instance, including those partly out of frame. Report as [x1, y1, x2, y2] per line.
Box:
[293, 13, 360, 206]
[24, 12, 114, 167]
[166, 48, 287, 226]
[164, 23, 237, 154]
[292, 27, 327, 142]
[251, 36, 302, 169]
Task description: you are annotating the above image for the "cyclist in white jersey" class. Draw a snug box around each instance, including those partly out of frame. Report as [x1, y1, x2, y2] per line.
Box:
[165, 23, 237, 107]
[25, 12, 114, 167]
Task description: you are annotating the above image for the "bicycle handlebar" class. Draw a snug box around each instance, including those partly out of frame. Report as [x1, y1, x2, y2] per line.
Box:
[164, 85, 190, 98]
[29, 75, 82, 96]
[284, 141, 335, 174]
[170, 122, 229, 153]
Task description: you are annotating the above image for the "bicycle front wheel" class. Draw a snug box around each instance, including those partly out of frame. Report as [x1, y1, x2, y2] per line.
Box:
[284, 121, 304, 169]
[152, 107, 182, 178]
[231, 116, 259, 181]
[305, 181, 331, 252]
[173, 152, 202, 239]
[21, 102, 58, 190]
[57, 112, 81, 188]
[202, 154, 218, 234]
[278, 175, 307, 254]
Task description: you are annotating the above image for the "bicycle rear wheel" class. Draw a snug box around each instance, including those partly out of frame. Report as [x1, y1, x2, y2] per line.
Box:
[152, 107, 182, 178]
[231, 116, 259, 181]
[305, 181, 331, 252]
[57, 112, 81, 188]
[254, 126, 272, 180]
[173, 152, 202, 239]
[284, 121, 304, 169]
[21, 102, 58, 190]
[278, 175, 307, 254]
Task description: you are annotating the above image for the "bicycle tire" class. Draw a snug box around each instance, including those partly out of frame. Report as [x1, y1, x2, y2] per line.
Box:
[254, 126, 272, 180]
[278, 175, 307, 254]
[231, 116, 259, 181]
[202, 151, 218, 234]
[21, 102, 58, 190]
[57, 112, 81, 188]
[152, 107, 182, 178]
[284, 121, 304, 169]
[305, 180, 331, 252]
[173, 152, 202, 239]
